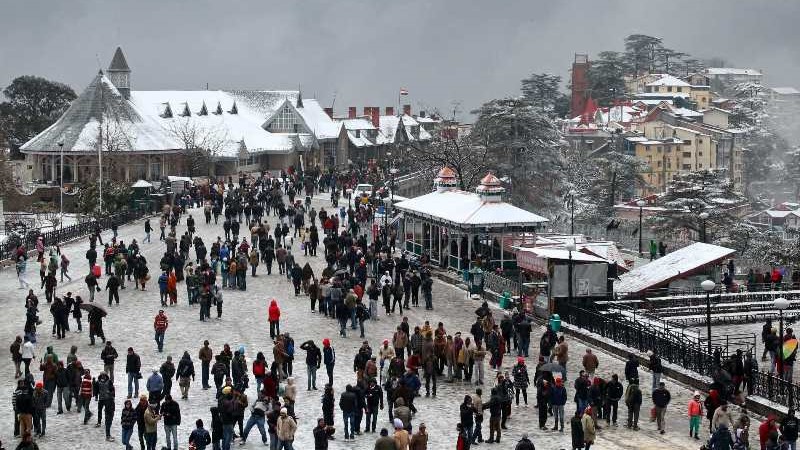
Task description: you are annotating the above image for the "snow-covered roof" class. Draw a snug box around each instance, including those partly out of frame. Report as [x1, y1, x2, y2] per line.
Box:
[671, 107, 704, 118]
[21, 71, 337, 158]
[340, 118, 376, 131]
[763, 209, 795, 218]
[394, 190, 548, 229]
[771, 87, 800, 95]
[633, 92, 690, 98]
[131, 179, 153, 188]
[614, 242, 736, 294]
[513, 246, 608, 263]
[706, 68, 763, 76]
[647, 74, 691, 87]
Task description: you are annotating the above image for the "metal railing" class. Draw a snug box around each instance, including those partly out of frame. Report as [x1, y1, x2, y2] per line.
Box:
[751, 371, 799, 409]
[2, 208, 148, 261]
[483, 271, 521, 296]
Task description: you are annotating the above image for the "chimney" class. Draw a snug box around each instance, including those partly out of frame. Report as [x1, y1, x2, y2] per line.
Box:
[419, 110, 426, 118]
[348, 107, 357, 119]
[385, 106, 394, 116]
[324, 107, 333, 118]
[371, 108, 380, 128]
[363, 106, 371, 116]
[403, 104, 411, 116]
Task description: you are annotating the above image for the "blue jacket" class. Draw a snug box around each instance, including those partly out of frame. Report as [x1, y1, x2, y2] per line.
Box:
[323, 347, 335, 366]
[549, 385, 567, 406]
[146, 373, 164, 392]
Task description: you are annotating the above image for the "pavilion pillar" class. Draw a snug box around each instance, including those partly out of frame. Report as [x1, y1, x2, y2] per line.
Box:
[124, 155, 130, 181]
[467, 232, 473, 270]
[51, 156, 56, 182]
[500, 231, 505, 269]
[146, 155, 152, 180]
[455, 233, 461, 270]
[438, 226, 443, 265]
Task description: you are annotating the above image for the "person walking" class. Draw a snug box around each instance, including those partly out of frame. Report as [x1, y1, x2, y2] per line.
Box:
[240, 394, 269, 445]
[144, 219, 152, 243]
[570, 410, 584, 450]
[120, 399, 137, 450]
[624, 379, 642, 431]
[512, 357, 529, 407]
[60, 253, 72, 282]
[339, 384, 357, 441]
[161, 394, 181, 450]
[652, 381, 671, 434]
[276, 407, 297, 449]
[605, 374, 623, 427]
[143, 401, 161, 450]
[94, 370, 116, 441]
[582, 407, 596, 450]
[176, 351, 195, 399]
[189, 418, 212, 450]
[154, 310, 169, 353]
[125, 347, 141, 399]
[550, 377, 567, 432]
[649, 351, 663, 392]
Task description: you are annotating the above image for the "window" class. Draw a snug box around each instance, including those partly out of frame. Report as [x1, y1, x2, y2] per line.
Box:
[657, 161, 661, 168]
[699, 163, 703, 168]
[698, 138, 703, 144]
[698, 152, 703, 156]
[683, 164, 691, 170]
[355, 130, 361, 138]
[683, 152, 692, 158]
[677, 87, 683, 93]
[667, 86, 673, 92]
[657, 146, 662, 152]
[266, 103, 304, 133]
[150, 160, 162, 179]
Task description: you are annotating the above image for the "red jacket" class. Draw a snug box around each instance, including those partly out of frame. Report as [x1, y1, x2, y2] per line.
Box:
[154, 313, 169, 332]
[268, 300, 280, 322]
[252, 360, 266, 377]
[760, 419, 778, 450]
[80, 376, 93, 398]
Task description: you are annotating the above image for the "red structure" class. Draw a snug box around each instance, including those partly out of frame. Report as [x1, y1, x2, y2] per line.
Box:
[570, 53, 590, 118]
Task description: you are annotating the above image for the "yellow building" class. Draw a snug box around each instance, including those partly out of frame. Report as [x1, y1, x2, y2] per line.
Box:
[627, 136, 684, 195]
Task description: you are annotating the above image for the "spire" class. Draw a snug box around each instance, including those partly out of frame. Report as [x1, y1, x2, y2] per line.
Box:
[109, 47, 130, 71]
[296, 90, 304, 108]
[107, 46, 131, 99]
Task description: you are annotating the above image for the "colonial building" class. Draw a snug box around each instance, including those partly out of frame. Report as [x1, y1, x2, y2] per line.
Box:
[20, 47, 345, 183]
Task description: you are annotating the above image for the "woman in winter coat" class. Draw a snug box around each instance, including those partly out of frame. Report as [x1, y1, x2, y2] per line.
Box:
[252, 352, 268, 394]
[321, 385, 335, 427]
[120, 399, 137, 450]
[570, 410, 585, 450]
[582, 406, 596, 449]
[512, 357, 530, 406]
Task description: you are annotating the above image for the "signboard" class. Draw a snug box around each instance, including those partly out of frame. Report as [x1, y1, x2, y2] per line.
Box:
[551, 263, 608, 298]
[516, 251, 548, 275]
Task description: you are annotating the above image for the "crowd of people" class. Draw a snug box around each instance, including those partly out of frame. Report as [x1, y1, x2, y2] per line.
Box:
[8, 168, 800, 450]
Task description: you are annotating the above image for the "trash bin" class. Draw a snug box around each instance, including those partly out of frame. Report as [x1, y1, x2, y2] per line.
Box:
[549, 314, 561, 332]
[499, 291, 511, 309]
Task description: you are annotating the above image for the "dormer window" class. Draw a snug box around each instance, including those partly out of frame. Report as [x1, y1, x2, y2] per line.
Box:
[198, 102, 208, 116]
[160, 103, 173, 118]
[355, 130, 361, 138]
[180, 102, 191, 117]
[229, 101, 238, 115]
[214, 102, 223, 115]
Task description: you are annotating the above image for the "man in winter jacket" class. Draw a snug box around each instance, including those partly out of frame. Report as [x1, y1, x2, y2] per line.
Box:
[339, 384, 358, 441]
[161, 394, 181, 450]
[276, 407, 297, 448]
[146, 368, 164, 405]
[199, 340, 213, 390]
[482, 387, 504, 444]
[160, 356, 176, 397]
[514, 432, 535, 450]
[624, 353, 639, 384]
[153, 310, 169, 353]
[550, 378, 568, 432]
[176, 351, 195, 399]
[652, 382, 671, 434]
[781, 409, 799, 449]
[94, 371, 115, 441]
[300, 340, 322, 390]
[624, 380, 642, 430]
[604, 374, 624, 426]
[101, 341, 119, 383]
[268, 300, 281, 339]
[189, 419, 212, 450]
[125, 347, 141, 399]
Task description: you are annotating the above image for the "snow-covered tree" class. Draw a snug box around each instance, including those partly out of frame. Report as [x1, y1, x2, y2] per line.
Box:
[650, 170, 748, 241]
[520, 73, 569, 117]
[624, 34, 662, 75]
[405, 131, 489, 191]
[167, 118, 229, 177]
[471, 96, 564, 213]
[586, 51, 627, 106]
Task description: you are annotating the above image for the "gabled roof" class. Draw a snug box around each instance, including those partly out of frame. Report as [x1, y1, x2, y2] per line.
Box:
[706, 68, 762, 76]
[646, 74, 691, 87]
[108, 47, 130, 71]
[771, 87, 800, 95]
[614, 242, 735, 295]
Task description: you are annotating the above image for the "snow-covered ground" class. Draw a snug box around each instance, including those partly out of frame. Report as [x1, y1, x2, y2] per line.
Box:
[0, 193, 759, 449]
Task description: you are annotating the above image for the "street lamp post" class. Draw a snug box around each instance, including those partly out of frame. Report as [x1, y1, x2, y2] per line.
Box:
[637, 200, 646, 256]
[569, 189, 577, 235]
[775, 297, 790, 382]
[565, 239, 576, 305]
[701, 279, 716, 355]
[699, 212, 709, 243]
[58, 142, 64, 235]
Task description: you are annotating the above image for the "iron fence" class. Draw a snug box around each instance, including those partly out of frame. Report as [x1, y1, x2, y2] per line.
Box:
[751, 371, 800, 409]
[559, 301, 800, 408]
[2, 208, 147, 261]
[484, 271, 521, 296]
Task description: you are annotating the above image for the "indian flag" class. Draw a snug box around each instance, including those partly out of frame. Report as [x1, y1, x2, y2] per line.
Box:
[399, 88, 409, 96]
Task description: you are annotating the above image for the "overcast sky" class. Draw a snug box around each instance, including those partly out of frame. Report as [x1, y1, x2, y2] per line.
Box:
[1, 1, 798, 121]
